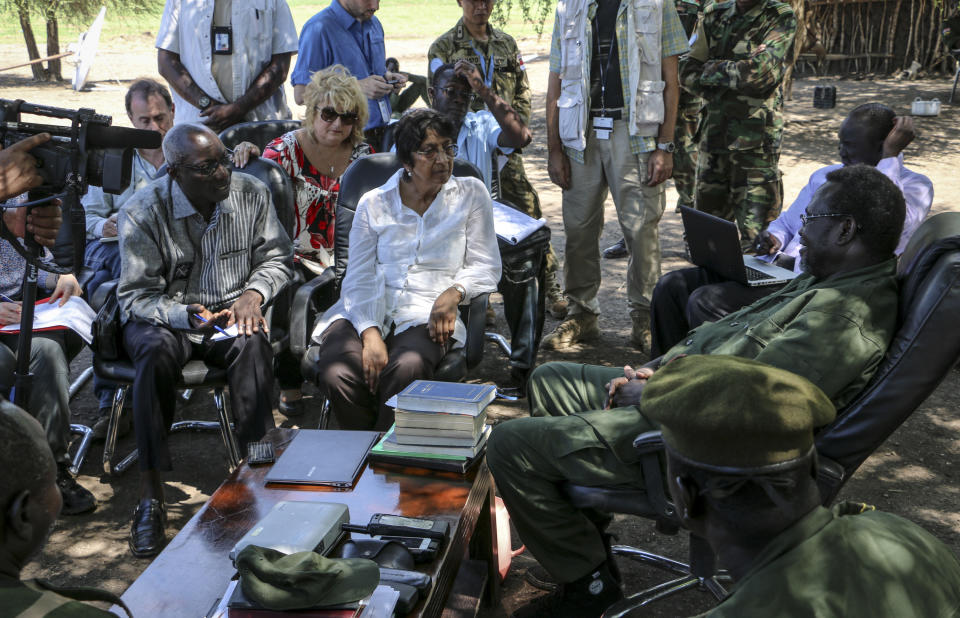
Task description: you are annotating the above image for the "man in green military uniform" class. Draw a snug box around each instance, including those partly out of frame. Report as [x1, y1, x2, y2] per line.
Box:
[0, 399, 126, 617]
[681, 0, 796, 249]
[488, 164, 905, 617]
[428, 0, 567, 317]
[646, 356, 960, 617]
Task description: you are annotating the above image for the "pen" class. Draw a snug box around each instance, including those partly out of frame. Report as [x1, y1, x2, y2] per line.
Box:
[0, 294, 17, 304]
[193, 313, 231, 338]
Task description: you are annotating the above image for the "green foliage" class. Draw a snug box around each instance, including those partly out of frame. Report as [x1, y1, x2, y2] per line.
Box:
[491, 0, 554, 37]
[0, 0, 161, 24]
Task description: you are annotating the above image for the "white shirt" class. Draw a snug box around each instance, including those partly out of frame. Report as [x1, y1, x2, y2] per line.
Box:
[312, 171, 502, 347]
[764, 155, 934, 272]
[155, 0, 299, 125]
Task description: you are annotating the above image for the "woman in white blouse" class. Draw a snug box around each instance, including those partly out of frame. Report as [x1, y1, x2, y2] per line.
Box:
[310, 109, 502, 430]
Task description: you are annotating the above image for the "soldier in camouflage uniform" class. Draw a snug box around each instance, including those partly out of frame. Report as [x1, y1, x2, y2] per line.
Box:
[673, 0, 704, 211]
[681, 0, 796, 249]
[428, 1, 567, 317]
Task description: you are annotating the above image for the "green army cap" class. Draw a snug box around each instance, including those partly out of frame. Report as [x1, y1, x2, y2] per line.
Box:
[236, 545, 380, 610]
[642, 355, 836, 467]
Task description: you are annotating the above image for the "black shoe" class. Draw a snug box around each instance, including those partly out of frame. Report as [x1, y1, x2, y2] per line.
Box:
[512, 561, 623, 618]
[602, 238, 628, 259]
[278, 398, 305, 417]
[56, 465, 96, 515]
[129, 499, 167, 558]
[524, 563, 559, 592]
[91, 406, 131, 441]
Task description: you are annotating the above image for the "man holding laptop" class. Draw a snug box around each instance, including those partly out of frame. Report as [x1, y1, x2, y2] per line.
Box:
[650, 103, 932, 355]
[488, 163, 906, 617]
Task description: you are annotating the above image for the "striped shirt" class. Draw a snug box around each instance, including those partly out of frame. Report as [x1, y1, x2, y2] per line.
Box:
[117, 172, 294, 332]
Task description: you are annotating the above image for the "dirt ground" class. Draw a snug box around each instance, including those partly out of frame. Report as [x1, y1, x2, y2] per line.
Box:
[2, 28, 959, 617]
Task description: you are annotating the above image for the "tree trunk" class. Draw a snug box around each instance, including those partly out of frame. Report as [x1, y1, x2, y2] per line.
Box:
[17, 6, 48, 81]
[45, 13, 62, 81]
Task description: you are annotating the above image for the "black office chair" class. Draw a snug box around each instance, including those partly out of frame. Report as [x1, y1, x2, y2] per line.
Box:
[218, 120, 303, 151]
[290, 153, 491, 428]
[561, 212, 960, 615]
[95, 160, 297, 475]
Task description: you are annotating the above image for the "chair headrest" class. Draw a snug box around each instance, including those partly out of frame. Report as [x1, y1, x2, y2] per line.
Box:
[897, 212, 960, 309]
[218, 120, 303, 150]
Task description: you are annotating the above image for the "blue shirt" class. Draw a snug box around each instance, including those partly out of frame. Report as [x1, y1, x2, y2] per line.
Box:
[457, 111, 513, 194]
[291, 0, 389, 129]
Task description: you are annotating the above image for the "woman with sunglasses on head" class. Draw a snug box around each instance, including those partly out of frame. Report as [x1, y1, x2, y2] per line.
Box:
[233, 65, 371, 416]
[309, 108, 501, 431]
[233, 65, 371, 276]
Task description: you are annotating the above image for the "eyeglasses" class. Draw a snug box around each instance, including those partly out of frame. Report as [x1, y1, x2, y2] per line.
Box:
[317, 106, 359, 125]
[179, 149, 233, 177]
[800, 212, 848, 226]
[438, 86, 476, 103]
[414, 144, 459, 160]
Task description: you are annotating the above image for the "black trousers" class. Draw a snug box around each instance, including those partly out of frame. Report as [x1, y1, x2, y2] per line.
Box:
[649, 267, 782, 356]
[123, 320, 276, 472]
[314, 319, 448, 431]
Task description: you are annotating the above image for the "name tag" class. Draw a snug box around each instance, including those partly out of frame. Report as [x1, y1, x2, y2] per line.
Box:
[593, 116, 613, 140]
[212, 26, 232, 55]
[378, 98, 391, 122]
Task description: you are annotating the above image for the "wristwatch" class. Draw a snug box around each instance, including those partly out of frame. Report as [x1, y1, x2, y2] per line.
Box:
[197, 95, 212, 110]
[452, 283, 466, 303]
[656, 141, 676, 153]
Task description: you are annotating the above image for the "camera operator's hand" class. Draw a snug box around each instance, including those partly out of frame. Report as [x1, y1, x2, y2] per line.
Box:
[49, 274, 81, 307]
[0, 133, 50, 201]
[3, 200, 62, 248]
[0, 301, 21, 326]
[102, 213, 118, 238]
[200, 102, 247, 133]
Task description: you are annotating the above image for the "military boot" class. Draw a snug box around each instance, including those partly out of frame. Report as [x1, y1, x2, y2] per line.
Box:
[630, 308, 652, 353]
[512, 561, 623, 618]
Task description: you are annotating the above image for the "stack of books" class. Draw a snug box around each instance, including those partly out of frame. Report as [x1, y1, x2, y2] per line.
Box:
[370, 380, 497, 473]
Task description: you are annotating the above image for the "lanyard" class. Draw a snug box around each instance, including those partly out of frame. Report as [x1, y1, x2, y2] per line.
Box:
[591, 16, 618, 115]
[469, 42, 495, 89]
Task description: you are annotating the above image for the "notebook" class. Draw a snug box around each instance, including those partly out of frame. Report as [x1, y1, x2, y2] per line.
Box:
[264, 430, 379, 487]
[680, 206, 799, 287]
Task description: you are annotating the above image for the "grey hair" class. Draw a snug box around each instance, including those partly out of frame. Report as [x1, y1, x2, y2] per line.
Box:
[162, 122, 216, 169]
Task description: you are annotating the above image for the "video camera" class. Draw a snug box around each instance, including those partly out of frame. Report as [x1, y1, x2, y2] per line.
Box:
[0, 98, 161, 272]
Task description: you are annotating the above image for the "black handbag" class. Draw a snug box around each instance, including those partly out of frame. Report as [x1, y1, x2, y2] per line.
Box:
[91, 290, 122, 360]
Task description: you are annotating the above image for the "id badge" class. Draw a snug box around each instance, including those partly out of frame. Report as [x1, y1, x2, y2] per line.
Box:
[212, 26, 233, 55]
[378, 97, 391, 122]
[593, 115, 613, 140]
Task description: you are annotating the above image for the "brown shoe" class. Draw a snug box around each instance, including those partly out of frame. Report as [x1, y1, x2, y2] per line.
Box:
[630, 309, 652, 353]
[541, 314, 600, 350]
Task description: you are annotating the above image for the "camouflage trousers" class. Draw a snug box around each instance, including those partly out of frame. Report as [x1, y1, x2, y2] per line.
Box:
[499, 151, 560, 288]
[696, 149, 783, 250]
[487, 362, 654, 582]
[672, 91, 702, 211]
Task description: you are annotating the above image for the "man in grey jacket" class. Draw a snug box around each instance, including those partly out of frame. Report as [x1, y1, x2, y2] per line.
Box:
[117, 123, 293, 558]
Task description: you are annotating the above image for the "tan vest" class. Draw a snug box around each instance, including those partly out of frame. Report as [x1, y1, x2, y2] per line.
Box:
[556, 0, 665, 151]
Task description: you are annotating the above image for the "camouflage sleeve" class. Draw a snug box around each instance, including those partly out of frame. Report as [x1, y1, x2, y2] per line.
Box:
[679, 20, 709, 96]
[511, 40, 532, 123]
[697, 8, 797, 98]
[427, 36, 452, 81]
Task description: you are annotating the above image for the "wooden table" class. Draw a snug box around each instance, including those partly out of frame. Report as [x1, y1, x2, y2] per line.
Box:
[116, 428, 499, 617]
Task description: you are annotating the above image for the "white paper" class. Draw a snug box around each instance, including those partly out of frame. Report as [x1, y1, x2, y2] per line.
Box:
[210, 322, 240, 341]
[0, 296, 96, 344]
[492, 200, 546, 245]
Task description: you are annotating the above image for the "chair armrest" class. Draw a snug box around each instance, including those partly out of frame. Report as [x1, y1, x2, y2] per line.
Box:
[632, 431, 677, 525]
[464, 292, 489, 370]
[90, 279, 119, 312]
[290, 268, 337, 360]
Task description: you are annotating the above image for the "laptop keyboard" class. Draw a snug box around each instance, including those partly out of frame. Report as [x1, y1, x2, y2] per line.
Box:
[746, 267, 776, 281]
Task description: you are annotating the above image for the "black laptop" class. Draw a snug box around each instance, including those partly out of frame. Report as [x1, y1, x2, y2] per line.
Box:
[680, 206, 799, 287]
[265, 430, 379, 488]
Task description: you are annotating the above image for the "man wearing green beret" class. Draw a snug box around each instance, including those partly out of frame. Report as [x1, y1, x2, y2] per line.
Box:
[646, 355, 960, 617]
[489, 163, 908, 617]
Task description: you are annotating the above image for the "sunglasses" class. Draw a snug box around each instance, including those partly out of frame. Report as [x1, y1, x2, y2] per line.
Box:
[180, 149, 233, 177]
[799, 213, 847, 225]
[317, 106, 359, 125]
